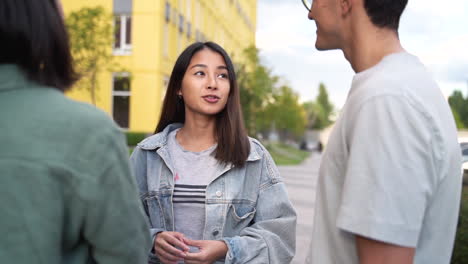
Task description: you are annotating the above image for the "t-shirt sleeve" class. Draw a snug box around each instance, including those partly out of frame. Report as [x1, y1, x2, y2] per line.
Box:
[336, 95, 437, 247]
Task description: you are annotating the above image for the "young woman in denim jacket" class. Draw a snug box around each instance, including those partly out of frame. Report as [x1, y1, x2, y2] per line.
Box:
[130, 42, 296, 264]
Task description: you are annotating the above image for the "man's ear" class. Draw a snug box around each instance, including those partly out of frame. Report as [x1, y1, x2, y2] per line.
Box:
[340, 0, 353, 15]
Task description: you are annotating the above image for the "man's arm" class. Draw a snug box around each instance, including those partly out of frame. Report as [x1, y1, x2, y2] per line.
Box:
[356, 236, 415, 264]
[82, 127, 151, 263]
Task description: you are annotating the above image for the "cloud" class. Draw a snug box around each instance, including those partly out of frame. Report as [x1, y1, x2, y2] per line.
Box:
[256, 0, 354, 106]
[256, 0, 468, 107]
[256, 0, 315, 54]
[407, 34, 468, 97]
[406, 0, 468, 19]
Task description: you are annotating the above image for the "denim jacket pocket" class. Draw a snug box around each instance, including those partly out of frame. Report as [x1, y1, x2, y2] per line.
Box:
[224, 203, 256, 237]
[231, 203, 256, 221]
[142, 192, 166, 230]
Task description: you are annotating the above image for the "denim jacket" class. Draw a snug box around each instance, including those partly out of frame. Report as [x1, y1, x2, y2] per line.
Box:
[130, 124, 297, 264]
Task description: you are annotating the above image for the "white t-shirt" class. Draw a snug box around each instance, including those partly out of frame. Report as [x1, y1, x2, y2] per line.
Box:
[167, 129, 219, 256]
[307, 52, 462, 264]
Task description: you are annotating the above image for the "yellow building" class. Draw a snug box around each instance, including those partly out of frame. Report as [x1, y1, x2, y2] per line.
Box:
[62, 0, 257, 132]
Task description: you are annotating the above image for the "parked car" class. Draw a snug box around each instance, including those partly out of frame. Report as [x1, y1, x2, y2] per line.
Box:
[300, 140, 322, 152]
[461, 142, 468, 185]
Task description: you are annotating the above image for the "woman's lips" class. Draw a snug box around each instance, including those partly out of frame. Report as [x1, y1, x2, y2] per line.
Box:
[202, 95, 220, 103]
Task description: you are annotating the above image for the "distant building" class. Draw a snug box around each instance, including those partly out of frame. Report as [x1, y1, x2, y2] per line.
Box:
[62, 0, 257, 132]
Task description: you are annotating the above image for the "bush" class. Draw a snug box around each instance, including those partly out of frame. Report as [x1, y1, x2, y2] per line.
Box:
[126, 132, 148, 147]
[452, 186, 468, 263]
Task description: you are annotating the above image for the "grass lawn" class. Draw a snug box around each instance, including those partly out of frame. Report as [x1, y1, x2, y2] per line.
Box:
[265, 142, 310, 166]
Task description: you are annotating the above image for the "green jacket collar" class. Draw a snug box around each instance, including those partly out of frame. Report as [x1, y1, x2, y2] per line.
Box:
[0, 64, 29, 92]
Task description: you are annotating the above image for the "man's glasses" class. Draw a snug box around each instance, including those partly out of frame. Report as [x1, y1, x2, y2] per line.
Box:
[301, 0, 312, 12]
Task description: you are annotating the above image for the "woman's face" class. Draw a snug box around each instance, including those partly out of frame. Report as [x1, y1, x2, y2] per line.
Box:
[179, 48, 231, 119]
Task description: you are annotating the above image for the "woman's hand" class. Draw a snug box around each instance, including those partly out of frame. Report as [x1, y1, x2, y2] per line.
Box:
[154, 231, 190, 264]
[183, 238, 228, 264]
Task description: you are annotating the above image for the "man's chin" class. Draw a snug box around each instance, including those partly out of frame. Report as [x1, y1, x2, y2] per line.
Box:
[315, 43, 339, 51]
[315, 45, 328, 51]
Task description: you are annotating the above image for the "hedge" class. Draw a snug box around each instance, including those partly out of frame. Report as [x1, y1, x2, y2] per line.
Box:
[125, 132, 149, 147]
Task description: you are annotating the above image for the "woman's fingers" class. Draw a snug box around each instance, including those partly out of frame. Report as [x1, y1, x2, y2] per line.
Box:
[166, 233, 190, 252]
[157, 238, 186, 258]
[183, 237, 203, 248]
[155, 231, 189, 260]
[155, 245, 183, 263]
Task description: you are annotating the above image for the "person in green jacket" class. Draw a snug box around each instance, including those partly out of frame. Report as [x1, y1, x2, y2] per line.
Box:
[0, 0, 151, 263]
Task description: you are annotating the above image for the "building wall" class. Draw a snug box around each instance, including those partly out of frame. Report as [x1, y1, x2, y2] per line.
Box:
[62, 0, 257, 132]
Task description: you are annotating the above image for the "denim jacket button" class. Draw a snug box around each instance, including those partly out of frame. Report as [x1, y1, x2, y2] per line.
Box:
[212, 230, 219, 236]
[215, 191, 222, 197]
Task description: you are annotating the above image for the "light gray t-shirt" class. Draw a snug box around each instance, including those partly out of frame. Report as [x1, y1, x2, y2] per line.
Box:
[167, 129, 220, 253]
[307, 52, 462, 264]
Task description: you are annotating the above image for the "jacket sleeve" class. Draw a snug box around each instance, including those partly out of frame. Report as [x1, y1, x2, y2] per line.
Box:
[81, 128, 152, 264]
[222, 148, 297, 264]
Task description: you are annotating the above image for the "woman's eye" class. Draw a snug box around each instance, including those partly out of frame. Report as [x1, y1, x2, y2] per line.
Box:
[218, 73, 228, 79]
[194, 71, 205, 76]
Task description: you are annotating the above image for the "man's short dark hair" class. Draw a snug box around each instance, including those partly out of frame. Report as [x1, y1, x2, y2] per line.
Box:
[364, 0, 408, 31]
[0, 0, 78, 91]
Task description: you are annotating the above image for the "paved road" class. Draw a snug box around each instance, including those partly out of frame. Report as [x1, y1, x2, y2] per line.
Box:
[279, 153, 322, 264]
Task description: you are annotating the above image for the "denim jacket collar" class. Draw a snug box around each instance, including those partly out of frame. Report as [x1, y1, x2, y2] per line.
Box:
[137, 123, 262, 162]
[138, 123, 182, 150]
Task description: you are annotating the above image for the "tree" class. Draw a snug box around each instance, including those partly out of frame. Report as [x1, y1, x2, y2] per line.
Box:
[451, 106, 465, 129]
[237, 46, 276, 136]
[66, 7, 119, 105]
[448, 90, 468, 128]
[303, 83, 334, 130]
[316, 83, 333, 119]
[448, 90, 468, 129]
[236, 46, 307, 141]
[265, 85, 307, 141]
[302, 101, 320, 129]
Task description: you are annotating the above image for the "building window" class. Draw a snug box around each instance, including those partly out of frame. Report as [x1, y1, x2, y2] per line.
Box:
[114, 15, 132, 55]
[186, 22, 191, 38]
[179, 15, 184, 33]
[177, 31, 182, 54]
[112, 74, 131, 128]
[165, 2, 171, 22]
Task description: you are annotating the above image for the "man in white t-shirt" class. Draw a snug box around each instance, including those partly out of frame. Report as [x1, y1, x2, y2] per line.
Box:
[300, 0, 463, 263]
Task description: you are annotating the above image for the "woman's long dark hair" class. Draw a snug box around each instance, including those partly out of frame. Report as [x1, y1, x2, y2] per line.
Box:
[0, 0, 78, 90]
[156, 42, 250, 167]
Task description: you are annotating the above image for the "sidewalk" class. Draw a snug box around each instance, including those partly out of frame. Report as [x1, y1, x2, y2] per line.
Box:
[279, 153, 322, 264]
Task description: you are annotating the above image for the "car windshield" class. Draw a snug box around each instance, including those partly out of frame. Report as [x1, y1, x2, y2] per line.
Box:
[461, 143, 468, 162]
[463, 148, 468, 156]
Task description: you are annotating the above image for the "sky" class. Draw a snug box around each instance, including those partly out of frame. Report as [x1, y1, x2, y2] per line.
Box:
[256, 0, 468, 109]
